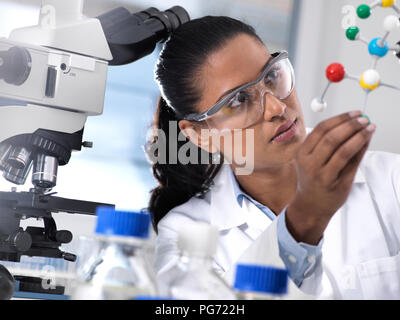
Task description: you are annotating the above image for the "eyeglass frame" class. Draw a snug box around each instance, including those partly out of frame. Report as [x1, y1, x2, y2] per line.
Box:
[183, 51, 294, 122]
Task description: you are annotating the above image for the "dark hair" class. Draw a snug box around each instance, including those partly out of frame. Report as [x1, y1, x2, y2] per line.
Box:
[148, 16, 263, 232]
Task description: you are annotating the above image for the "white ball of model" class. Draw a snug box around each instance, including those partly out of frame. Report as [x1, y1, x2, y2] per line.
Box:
[311, 98, 327, 112]
[383, 15, 400, 32]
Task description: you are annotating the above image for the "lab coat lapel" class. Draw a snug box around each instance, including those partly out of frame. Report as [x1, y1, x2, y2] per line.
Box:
[239, 198, 273, 240]
[209, 164, 247, 231]
[209, 164, 272, 239]
[208, 164, 273, 274]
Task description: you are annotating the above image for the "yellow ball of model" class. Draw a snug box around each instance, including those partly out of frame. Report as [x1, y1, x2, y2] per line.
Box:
[360, 69, 380, 90]
[382, 0, 395, 8]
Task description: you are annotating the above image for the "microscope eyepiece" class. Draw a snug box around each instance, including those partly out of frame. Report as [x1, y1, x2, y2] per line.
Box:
[0, 46, 32, 86]
[166, 6, 191, 28]
[97, 6, 191, 65]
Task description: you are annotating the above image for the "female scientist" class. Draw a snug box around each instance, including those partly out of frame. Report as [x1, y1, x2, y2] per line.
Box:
[147, 16, 400, 299]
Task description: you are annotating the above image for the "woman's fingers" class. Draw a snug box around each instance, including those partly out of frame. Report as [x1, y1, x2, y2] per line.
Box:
[287, 112, 376, 245]
[337, 135, 371, 185]
[322, 124, 375, 184]
[311, 116, 371, 167]
[300, 110, 362, 156]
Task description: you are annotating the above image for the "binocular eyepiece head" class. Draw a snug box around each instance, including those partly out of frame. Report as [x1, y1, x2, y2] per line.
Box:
[98, 6, 191, 66]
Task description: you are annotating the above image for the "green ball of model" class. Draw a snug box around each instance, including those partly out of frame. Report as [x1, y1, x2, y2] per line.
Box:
[357, 4, 371, 19]
[346, 26, 360, 40]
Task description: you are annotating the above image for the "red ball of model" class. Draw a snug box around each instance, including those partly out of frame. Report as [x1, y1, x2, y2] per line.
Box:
[326, 63, 345, 82]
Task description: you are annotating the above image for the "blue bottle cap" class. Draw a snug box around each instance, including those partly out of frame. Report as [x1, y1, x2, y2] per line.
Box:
[95, 207, 151, 238]
[234, 264, 288, 295]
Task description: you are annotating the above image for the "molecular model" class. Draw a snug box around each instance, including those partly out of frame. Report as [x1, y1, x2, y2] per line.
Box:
[312, 0, 400, 116]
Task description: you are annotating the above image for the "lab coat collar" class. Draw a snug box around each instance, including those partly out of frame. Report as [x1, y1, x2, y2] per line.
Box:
[209, 164, 248, 231]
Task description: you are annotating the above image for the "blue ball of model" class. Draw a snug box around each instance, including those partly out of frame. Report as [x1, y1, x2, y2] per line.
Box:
[368, 37, 389, 57]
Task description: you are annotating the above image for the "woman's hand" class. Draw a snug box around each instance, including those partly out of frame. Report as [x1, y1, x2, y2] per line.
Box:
[285, 111, 376, 245]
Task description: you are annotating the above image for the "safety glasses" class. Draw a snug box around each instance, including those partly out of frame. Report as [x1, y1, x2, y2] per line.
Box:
[183, 51, 295, 129]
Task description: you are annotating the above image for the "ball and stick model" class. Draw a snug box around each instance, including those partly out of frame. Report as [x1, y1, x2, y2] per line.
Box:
[312, 0, 400, 119]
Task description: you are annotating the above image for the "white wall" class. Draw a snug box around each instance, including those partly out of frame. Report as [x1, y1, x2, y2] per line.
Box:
[294, 0, 400, 153]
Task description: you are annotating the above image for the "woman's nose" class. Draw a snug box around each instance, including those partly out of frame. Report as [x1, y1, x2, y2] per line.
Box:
[262, 93, 286, 122]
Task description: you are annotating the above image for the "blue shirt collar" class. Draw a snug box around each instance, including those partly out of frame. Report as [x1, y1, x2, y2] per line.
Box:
[229, 166, 277, 221]
[230, 166, 245, 206]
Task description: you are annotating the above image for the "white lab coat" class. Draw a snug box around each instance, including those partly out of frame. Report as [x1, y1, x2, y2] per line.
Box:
[155, 149, 400, 299]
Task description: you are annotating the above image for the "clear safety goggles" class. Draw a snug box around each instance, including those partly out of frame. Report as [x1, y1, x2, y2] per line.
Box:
[184, 51, 295, 129]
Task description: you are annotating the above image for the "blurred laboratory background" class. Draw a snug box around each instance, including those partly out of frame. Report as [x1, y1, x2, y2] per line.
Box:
[0, 0, 399, 238]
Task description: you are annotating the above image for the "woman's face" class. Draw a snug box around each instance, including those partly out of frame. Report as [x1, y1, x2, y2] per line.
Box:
[193, 34, 307, 171]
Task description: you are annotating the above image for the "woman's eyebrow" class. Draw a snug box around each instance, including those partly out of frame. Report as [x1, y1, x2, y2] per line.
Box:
[215, 58, 271, 103]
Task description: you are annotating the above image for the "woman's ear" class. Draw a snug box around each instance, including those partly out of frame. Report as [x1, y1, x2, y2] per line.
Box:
[178, 120, 218, 154]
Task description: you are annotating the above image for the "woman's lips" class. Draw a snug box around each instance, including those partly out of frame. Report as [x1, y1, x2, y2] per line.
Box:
[271, 119, 298, 143]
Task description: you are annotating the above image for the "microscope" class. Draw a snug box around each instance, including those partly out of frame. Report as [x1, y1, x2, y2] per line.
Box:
[0, 0, 190, 299]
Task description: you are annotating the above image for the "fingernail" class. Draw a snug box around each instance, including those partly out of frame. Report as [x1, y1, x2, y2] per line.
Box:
[366, 124, 376, 132]
[349, 110, 362, 118]
[357, 117, 369, 125]
[360, 114, 371, 124]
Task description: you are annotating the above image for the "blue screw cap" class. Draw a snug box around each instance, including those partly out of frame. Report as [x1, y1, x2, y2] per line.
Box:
[234, 264, 288, 295]
[95, 207, 151, 238]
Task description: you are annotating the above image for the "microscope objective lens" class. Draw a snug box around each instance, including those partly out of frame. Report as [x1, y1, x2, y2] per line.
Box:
[32, 154, 58, 190]
[0, 144, 12, 171]
[3, 160, 33, 185]
[7, 147, 31, 169]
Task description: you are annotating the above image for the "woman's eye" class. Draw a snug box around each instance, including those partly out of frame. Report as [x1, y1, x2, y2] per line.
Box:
[221, 91, 249, 116]
[264, 69, 280, 85]
[229, 91, 249, 107]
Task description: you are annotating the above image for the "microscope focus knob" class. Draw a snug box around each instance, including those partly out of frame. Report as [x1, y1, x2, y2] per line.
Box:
[55, 230, 73, 244]
[11, 231, 32, 252]
[62, 252, 76, 262]
[82, 141, 93, 148]
[0, 46, 32, 86]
